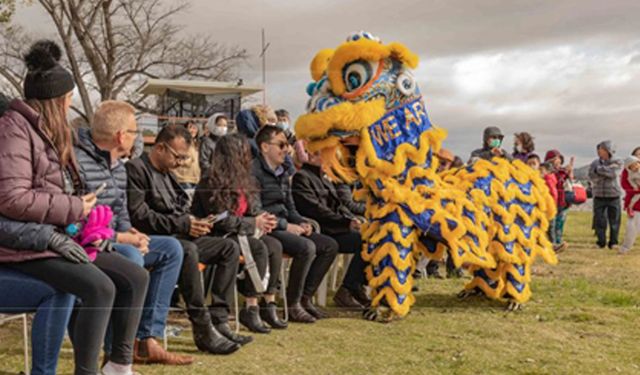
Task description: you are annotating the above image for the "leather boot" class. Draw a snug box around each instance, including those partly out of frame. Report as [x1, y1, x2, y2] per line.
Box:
[333, 286, 364, 309]
[260, 301, 288, 329]
[239, 305, 271, 334]
[192, 322, 240, 355]
[133, 338, 194, 365]
[288, 302, 316, 323]
[214, 322, 253, 345]
[352, 286, 372, 308]
[301, 295, 329, 319]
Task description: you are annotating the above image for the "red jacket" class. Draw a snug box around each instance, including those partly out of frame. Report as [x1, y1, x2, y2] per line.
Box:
[544, 173, 558, 203]
[621, 169, 640, 212]
[554, 169, 570, 208]
[0, 100, 84, 263]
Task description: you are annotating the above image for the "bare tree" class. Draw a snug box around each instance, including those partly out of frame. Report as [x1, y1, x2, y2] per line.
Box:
[0, 0, 248, 120]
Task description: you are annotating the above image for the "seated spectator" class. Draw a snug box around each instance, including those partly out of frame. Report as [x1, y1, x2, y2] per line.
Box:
[199, 114, 229, 173]
[173, 121, 202, 197]
[469, 126, 512, 162]
[512, 132, 535, 162]
[126, 125, 245, 354]
[252, 125, 338, 323]
[589, 141, 623, 249]
[236, 105, 277, 157]
[0, 40, 148, 375]
[527, 153, 541, 170]
[292, 151, 371, 309]
[335, 183, 365, 217]
[544, 150, 574, 251]
[620, 156, 640, 254]
[193, 134, 287, 332]
[74, 101, 191, 365]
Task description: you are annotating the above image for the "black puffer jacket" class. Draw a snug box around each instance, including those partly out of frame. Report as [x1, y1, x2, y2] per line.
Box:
[251, 155, 305, 230]
[74, 128, 131, 232]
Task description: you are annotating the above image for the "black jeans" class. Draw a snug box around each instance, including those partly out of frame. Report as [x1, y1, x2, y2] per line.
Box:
[332, 231, 366, 293]
[229, 235, 268, 298]
[270, 230, 338, 304]
[261, 235, 283, 295]
[593, 197, 621, 247]
[7, 252, 149, 375]
[177, 237, 239, 325]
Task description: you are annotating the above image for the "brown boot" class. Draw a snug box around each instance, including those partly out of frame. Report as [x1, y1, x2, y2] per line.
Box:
[333, 286, 364, 309]
[133, 338, 194, 365]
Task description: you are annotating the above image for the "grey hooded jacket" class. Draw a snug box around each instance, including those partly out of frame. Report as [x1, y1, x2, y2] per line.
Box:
[588, 140, 623, 198]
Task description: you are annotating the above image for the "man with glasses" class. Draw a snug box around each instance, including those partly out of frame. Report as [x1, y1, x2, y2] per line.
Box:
[126, 125, 247, 356]
[252, 125, 338, 323]
[74, 101, 192, 366]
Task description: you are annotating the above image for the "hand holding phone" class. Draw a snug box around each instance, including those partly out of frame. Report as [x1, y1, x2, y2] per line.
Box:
[94, 182, 107, 196]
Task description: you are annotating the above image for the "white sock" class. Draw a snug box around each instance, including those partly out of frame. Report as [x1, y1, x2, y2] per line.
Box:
[101, 361, 133, 375]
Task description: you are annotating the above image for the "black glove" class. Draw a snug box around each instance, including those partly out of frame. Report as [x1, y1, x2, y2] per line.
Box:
[48, 232, 90, 264]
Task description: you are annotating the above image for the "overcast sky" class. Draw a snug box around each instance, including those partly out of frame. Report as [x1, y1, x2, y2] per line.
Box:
[14, 0, 640, 165]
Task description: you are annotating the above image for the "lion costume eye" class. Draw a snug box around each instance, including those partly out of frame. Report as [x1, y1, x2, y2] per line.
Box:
[396, 71, 417, 96]
[343, 60, 375, 92]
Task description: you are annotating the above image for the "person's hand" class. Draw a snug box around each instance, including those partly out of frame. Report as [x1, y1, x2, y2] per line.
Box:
[350, 219, 361, 232]
[256, 212, 278, 234]
[491, 148, 504, 156]
[286, 223, 306, 236]
[300, 222, 313, 236]
[118, 228, 150, 254]
[81, 193, 97, 218]
[49, 232, 90, 264]
[189, 216, 212, 238]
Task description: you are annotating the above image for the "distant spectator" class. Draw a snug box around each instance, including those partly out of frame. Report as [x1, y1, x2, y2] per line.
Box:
[526, 153, 541, 170]
[632, 147, 640, 159]
[620, 156, 640, 254]
[589, 141, 623, 249]
[540, 161, 563, 252]
[451, 155, 465, 169]
[436, 148, 455, 173]
[199, 114, 229, 173]
[469, 126, 512, 162]
[174, 121, 202, 195]
[512, 132, 535, 162]
[544, 149, 574, 250]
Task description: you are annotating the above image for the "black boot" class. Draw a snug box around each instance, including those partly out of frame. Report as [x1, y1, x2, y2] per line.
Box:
[239, 305, 271, 334]
[214, 322, 253, 346]
[260, 301, 288, 329]
[192, 322, 240, 355]
[301, 295, 329, 319]
[288, 303, 316, 323]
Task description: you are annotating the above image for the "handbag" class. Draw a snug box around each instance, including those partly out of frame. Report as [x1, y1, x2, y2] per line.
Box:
[564, 180, 587, 205]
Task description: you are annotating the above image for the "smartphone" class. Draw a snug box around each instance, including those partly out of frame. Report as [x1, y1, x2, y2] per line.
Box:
[207, 211, 229, 224]
[94, 182, 107, 196]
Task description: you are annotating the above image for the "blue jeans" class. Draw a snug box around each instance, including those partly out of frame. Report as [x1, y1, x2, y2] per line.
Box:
[112, 236, 183, 340]
[0, 267, 75, 375]
[554, 207, 570, 244]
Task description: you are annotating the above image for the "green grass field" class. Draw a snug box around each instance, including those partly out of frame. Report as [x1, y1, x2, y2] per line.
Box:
[2, 211, 640, 374]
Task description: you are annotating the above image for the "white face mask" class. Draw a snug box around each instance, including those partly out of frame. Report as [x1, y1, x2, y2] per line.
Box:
[516, 145, 525, 153]
[212, 126, 227, 137]
[276, 121, 290, 130]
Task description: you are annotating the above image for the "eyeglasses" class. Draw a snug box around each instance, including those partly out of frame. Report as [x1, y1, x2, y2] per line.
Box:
[163, 142, 190, 162]
[267, 141, 288, 150]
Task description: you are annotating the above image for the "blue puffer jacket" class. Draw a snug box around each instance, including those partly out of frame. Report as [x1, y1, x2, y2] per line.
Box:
[74, 128, 132, 232]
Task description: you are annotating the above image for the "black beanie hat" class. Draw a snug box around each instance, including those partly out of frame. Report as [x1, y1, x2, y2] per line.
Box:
[23, 40, 75, 100]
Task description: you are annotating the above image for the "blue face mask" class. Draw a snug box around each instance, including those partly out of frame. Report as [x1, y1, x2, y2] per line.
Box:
[489, 138, 502, 149]
[276, 121, 290, 130]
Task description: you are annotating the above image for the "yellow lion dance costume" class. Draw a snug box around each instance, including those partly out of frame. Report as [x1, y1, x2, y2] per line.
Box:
[295, 32, 558, 321]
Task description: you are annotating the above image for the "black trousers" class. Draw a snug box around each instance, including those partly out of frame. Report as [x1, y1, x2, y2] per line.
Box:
[177, 236, 239, 325]
[593, 197, 621, 247]
[7, 252, 149, 375]
[270, 230, 338, 304]
[262, 235, 283, 295]
[229, 235, 268, 298]
[332, 231, 366, 292]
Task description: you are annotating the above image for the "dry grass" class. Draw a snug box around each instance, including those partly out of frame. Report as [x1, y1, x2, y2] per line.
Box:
[2, 211, 640, 374]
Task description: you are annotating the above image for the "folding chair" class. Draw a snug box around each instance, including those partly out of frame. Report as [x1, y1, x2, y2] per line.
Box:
[0, 313, 30, 375]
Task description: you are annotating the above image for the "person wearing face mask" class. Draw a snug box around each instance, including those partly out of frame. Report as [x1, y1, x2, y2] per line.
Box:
[512, 132, 535, 162]
[469, 126, 513, 163]
[199, 114, 229, 174]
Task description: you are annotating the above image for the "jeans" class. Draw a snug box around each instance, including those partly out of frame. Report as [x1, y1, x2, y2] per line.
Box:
[177, 237, 239, 325]
[7, 253, 148, 375]
[593, 197, 621, 247]
[112, 236, 183, 340]
[554, 207, 570, 244]
[0, 267, 75, 375]
[331, 231, 366, 293]
[270, 230, 338, 303]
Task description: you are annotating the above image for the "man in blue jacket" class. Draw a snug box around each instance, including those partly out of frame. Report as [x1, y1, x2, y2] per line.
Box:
[74, 100, 192, 365]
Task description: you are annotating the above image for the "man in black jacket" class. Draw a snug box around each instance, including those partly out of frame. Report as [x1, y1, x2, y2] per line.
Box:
[292, 151, 370, 309]
[251, 125, 338, 323]
[126, 125, 246, 355]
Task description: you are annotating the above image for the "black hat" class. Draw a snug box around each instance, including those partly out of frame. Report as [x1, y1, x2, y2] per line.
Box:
[23, 40, 75, 100]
